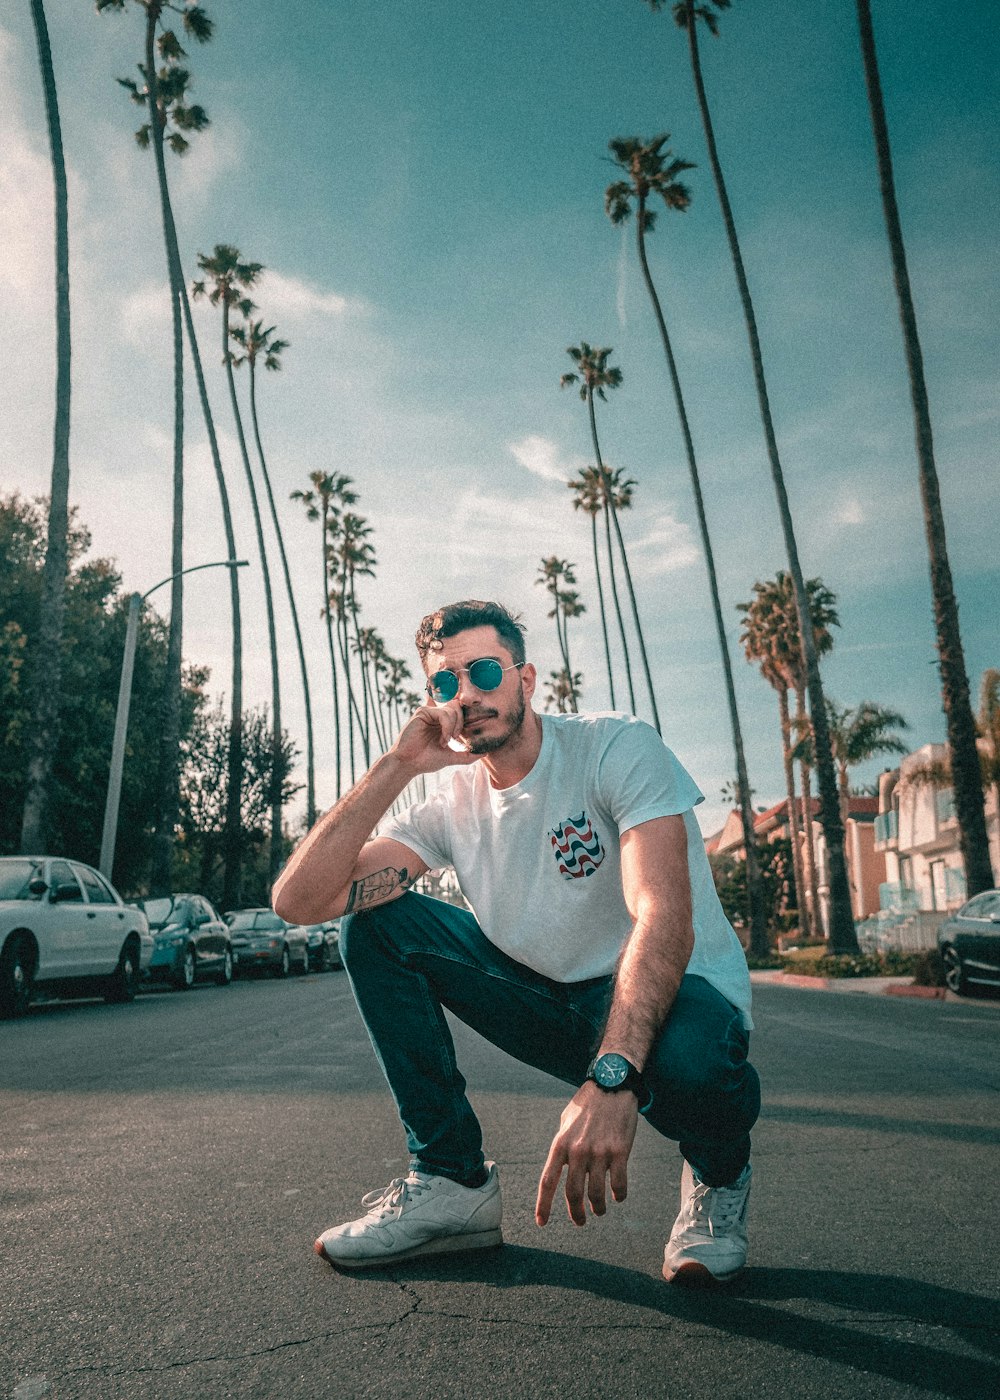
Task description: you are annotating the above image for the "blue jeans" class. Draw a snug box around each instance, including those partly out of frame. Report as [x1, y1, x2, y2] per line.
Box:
[340, 892, 760, 1188]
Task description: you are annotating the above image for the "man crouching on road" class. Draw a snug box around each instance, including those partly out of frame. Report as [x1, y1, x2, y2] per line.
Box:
[273, 599, 760, 1285]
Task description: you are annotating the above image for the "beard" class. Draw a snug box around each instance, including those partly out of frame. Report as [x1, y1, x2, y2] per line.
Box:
[463, 688, 526, 755]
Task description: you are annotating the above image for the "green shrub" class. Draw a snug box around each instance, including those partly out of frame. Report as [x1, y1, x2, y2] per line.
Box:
[803, 950, 921, 978]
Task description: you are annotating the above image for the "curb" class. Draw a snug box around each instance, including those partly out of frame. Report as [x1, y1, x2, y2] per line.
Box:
[884, 983, 947, 999]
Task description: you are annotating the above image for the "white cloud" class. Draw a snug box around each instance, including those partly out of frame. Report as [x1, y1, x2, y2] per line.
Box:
[627, 512, 700, 577]
[256, 268, 369, 321]
[834, 497, 865, 526]
[508, 434, 586, 485]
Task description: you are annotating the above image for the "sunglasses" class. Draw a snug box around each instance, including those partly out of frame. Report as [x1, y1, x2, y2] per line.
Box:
[426, 658, 524, 704]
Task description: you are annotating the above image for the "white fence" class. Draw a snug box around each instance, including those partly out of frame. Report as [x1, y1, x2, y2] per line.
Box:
[856, 909, 942, 954]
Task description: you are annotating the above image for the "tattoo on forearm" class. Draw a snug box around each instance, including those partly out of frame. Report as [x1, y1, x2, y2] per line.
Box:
[345, 866, 411, 913]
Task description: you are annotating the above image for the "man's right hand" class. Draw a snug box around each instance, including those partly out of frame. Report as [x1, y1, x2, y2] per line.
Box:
[391, 700, 481, 776]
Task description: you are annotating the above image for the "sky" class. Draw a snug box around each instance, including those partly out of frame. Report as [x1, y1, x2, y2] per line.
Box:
[3, 0, 998, 839]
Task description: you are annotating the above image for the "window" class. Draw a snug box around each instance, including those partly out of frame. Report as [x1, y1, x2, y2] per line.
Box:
[75, 864, 115, 904]
[49, 860, 81, 899]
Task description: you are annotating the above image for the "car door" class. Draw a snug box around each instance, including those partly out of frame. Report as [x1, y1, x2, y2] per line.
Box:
[192, 896, 225, 971]
[963, 891, 1000, 977]
[72, 862, 126, 974]
[40, 860, 90, 978]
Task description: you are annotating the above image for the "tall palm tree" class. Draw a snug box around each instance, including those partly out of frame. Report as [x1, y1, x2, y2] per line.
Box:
[599, 466, 662, 732]
[561, 346, 638, 718]
[568, 466, 616, 709]
[229, 317, 316, 829]
[976, 670, 1000, 839]
[800, 701, 909, 827]
[605, 133, 769, 955]
[644, 0, 857, 950]
[291, 472, 356, 799]
[99, 0, 212, 895]
[739, 587, 808, 938]
[20, 0, 71, 854]
[855, 0, 993, 895]
[536, 557, 587, 714]
[193, 247, 287, 886]
[331, 512, 376, 777]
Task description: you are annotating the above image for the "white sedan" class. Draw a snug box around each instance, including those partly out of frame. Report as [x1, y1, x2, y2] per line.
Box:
[0, 856, 152, 1017]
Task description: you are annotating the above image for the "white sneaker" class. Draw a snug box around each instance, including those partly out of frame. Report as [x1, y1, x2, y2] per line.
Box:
[662, 1161, 751, 1286]
[314, 1163, 502, 1269]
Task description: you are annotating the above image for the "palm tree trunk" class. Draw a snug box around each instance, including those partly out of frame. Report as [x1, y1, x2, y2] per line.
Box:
[20, 0, 71, 855]
[319, 507, 342, 800]
[589, 511, 616, 708]
[682, 0, 857, 950]
[249, 365, 315, 827]
[857, 0, 993, 895]
[178, 280, 244, 909]
[145, 7, 184, 897]
[778, 687, 809, 940]
[586, 390, 636, 713]
[607, 501, 662, 733]
[635, 211, 767, 951]
[222, 304, 283, 888]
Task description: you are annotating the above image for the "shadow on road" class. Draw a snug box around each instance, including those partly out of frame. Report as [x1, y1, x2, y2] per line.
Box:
[332, 1247, 998, 1398]
[762, 1102, 1000, 1147]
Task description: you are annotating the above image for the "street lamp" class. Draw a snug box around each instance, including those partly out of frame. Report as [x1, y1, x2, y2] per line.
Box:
[99, 559, 249, 880]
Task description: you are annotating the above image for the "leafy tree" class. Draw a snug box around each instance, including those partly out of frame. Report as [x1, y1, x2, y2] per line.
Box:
[605, 131, 768, 956]
[229, 317, 316, 828]
[20, 1, 72, 854]
[643, 0, 857, 951]
[855, 0, 993, 895]
[99, 0, 213, 896]
[177, 697, 300, 907]
[710, 837, 797, 941]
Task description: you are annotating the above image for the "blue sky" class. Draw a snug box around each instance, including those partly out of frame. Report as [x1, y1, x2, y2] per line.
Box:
[3, 0, 998, 835]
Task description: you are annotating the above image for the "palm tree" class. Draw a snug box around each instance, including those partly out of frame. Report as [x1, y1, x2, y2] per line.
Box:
[561, 346, 638, 718]
[20, 0, 71, 854]
[291, 473, 351, 799]
[976, 671, 1000, 839]
[568, 466, 616, 708]
[855, 0, 993, 896]
[739, 586, 808, 938]
[604, 133, 769, 955]
[740, 575, 838, 938]
[644, 0, 857, 951]
[331, 512, 376, 777]
[796, 701, 909, 827]
[536, 557, 587, 714]
[193, 246, 287, 887]
[99, 0, 212, 895]
[599, 466, 662, 733]
[229, 317, 316, 829]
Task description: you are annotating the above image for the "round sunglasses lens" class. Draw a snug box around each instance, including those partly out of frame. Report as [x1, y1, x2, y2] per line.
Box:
[431, 670, 459, 702]
[468, 658, 504, 691]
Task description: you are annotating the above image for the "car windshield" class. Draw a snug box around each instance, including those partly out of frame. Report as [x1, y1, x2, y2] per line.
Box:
[0, 858, 42, 901]
[141, 896, 178, 928]
[252, 913, 285, 931]
[228, 911, 282, 931]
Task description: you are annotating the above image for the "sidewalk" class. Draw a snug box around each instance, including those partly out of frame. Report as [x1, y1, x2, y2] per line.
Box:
[749, 968, 956, 1000]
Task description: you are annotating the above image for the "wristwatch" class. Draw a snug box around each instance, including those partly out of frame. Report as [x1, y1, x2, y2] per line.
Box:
[586, 1052, 652, 1111]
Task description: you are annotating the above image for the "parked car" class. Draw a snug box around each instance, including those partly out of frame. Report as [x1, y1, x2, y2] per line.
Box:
[937, 890, 1000, 995]
[297, 919, 343, 972]
[225, 909, 309, 978]
[138, 893, 233, 990]
[0, 855, 152, 1017]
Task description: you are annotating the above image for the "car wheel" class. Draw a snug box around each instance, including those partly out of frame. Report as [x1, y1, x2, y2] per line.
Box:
[106, 940, 140, 1004]
[318, 944, 331, 974]
[941, 944, 969, 996]
[297, 945, 310, 975]
[0, 935, 35, 1019]
[174, 945, 196, 991]
[216, 947, 233, 986]
[273, 945, 291, 979]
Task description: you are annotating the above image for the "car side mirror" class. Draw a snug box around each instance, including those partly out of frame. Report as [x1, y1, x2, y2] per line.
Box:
[28, 877, 48, 896]
[51, 881, 82, 903]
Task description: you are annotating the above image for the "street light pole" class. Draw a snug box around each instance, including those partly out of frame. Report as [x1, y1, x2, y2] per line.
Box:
[99, 559, 248, 881]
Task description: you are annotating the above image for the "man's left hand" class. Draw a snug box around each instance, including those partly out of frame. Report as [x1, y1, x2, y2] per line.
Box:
[535, 1082, 639, 1227]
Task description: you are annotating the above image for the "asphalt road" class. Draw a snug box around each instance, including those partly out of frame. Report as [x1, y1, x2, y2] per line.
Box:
[2, 969, 998, 1400]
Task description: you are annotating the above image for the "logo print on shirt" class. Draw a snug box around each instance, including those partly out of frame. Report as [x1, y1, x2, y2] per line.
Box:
[549, 811, 605, 880]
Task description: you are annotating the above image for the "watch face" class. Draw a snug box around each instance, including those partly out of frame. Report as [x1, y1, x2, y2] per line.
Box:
[595, 1053, 630, 1088]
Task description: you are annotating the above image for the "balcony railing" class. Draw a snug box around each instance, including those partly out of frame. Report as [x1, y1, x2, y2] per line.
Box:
[874, 810, 899, 847]
[879, 881, 920, 912]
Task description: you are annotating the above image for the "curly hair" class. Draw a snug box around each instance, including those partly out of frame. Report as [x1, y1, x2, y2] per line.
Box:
[414, 600, 527, 668]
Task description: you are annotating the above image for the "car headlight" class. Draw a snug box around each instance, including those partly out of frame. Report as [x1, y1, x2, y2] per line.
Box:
[269, 937, 281, 949]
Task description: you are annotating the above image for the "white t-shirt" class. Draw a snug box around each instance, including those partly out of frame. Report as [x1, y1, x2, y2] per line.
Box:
[382, 712, 752, 1029]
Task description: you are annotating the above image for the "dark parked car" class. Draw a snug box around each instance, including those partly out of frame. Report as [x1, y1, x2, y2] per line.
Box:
[139, 893, 233, 990]
[937, 890, 1000, 995]
[0, 855, 152, 1017]
[225, 909, 308, 978]
[298, 920, 343, 972]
